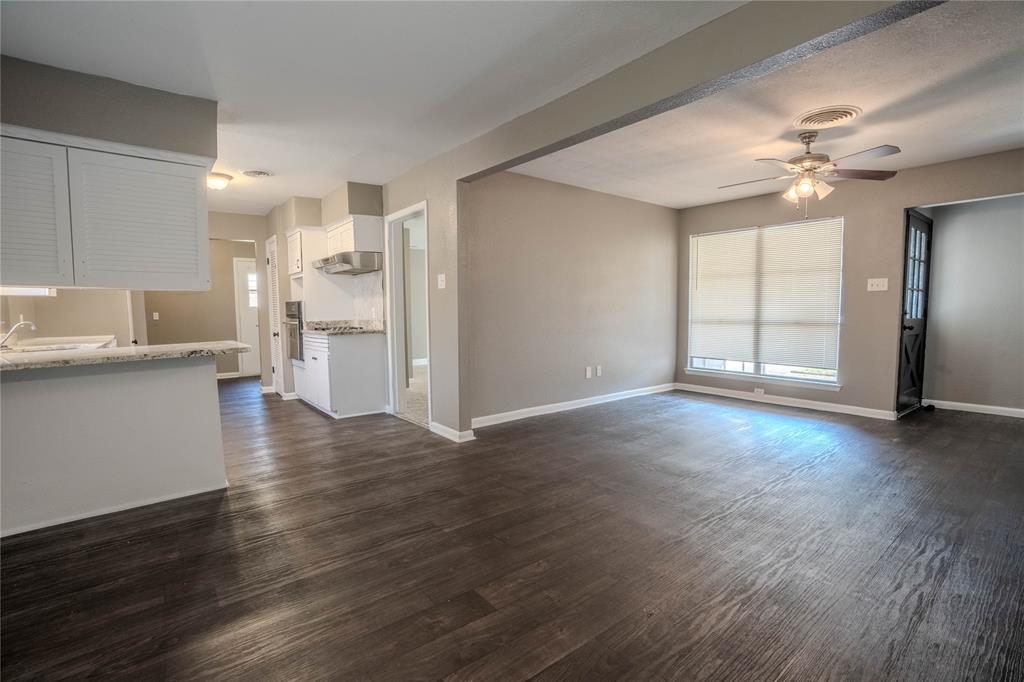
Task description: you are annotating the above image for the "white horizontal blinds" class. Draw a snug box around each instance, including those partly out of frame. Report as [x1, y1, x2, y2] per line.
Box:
[689, 217, 843, 370]
[68, 148, 208, 289]
[0, 138, 74, 286]
[689, 229, 758, 363]
[758, 218, 843, 369]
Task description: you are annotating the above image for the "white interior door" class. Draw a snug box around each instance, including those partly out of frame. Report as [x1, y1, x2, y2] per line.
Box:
[266, 236, 284, 393]
[233, 258, 261, 377]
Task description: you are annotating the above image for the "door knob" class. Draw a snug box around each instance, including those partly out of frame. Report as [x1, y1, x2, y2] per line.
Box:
[902, 324, 914, 330]
[273, 332, 280, 337]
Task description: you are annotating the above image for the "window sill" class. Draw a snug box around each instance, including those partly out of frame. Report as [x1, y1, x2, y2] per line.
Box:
[684, 367, 842, 392]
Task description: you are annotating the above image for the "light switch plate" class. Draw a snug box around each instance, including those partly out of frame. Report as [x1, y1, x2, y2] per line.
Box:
[152, 312, 159, 320]
[437, 273, 446, 289]
[867, 278, 889, 292]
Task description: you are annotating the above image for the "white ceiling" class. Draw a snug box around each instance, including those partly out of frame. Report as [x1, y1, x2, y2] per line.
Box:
[514, 2, 1024, 209]
[0, 1, 740, 214]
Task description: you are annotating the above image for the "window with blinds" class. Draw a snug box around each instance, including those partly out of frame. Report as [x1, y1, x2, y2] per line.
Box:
[688, 217, 843, 384]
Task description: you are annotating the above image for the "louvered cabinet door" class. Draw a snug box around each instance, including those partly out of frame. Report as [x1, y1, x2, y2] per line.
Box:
[68, 148, 209, 290]
[0, 137, 75, 286]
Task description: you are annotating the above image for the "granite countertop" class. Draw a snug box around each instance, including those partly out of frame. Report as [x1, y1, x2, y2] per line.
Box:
[0, 340, 250, 372]
[303, 319, 385, 336]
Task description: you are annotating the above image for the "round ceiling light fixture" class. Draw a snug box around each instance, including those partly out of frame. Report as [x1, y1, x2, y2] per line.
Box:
[793, 105, 862, 130]
[242, 169, 273, 178]
[206, 172, 233, 190]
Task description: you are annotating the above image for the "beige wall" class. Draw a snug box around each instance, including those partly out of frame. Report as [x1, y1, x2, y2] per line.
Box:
[145, 239, 256, 373]
[382, 1, 909, 431]
[1, 289, 136, 346]
[676, 149, 1024, 413]
[1, 56, 217, 158]
[924, 194, 1024, 409]
[465, 172, 678, 418]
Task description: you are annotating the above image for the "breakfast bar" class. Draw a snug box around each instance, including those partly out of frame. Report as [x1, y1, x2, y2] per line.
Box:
[0, 341, 249, 535]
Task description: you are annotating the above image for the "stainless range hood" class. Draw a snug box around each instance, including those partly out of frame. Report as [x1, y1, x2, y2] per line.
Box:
[312, 251, 383, 275]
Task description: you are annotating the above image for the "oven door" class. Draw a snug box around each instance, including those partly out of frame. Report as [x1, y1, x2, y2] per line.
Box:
[284, 321, 303, 361]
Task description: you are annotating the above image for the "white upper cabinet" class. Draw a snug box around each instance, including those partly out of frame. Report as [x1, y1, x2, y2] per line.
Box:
[325, 215, 383, 257]
[1, 129, 211, 291]
[0, 138, 75, 286]
[68, 148, 208, 290]
[287, 231, 303, 276]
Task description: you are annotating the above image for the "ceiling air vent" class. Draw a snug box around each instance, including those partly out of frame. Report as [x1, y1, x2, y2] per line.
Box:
[793, 105, 862, 130]
[242, 169, 273, 178]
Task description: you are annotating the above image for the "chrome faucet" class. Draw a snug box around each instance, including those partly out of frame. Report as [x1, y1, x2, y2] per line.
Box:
[1, 320, 37, 349]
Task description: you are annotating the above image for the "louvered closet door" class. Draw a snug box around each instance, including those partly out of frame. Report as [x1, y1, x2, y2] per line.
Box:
[68, 148, 209, 290]
[0, 137, 75, 286]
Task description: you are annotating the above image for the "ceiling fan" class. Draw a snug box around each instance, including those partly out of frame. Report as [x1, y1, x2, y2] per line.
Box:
[720, 131, 901, 203]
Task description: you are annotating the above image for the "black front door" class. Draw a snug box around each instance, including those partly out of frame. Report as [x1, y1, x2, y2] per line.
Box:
[896, 209, 933, 416]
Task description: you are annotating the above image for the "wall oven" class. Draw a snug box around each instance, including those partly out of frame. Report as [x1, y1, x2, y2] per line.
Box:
[284, 300, 304, 361]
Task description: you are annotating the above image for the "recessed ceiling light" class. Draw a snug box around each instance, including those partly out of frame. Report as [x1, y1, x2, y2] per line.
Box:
[793, 105, 862, 130]
[207, 172, 233, 190]
[242, 169, 273, 178]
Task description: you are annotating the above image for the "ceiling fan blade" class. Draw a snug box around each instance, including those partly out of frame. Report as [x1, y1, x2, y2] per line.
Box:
[831, 145, 901, 166]
[718, 174, 794, 189]
[755, 158, 802, 173]
[830, 168, 897, 181]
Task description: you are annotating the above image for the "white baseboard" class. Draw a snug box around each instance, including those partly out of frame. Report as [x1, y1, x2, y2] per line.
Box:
[216, 371, 241, 380]
[1, 480, 228, 537]
[280, 392, 299, 401]
[430, 421, 476, 443]
[674, 382, 896, 421]
[260, 385, 276, 394]
[922, 399, 1024, 419]
[471, 383, 677, 429]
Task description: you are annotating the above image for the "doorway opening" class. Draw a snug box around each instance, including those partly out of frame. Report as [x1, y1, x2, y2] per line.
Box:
[903, 194, 1024, 419]
[233, 257, 262, 377]
[384, 202, 431, 427]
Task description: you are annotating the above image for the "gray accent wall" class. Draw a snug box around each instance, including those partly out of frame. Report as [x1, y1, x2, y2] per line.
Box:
[1, 56, 217, 157]
[465, 172, 677, 419]
[924, 194, 1024, 409]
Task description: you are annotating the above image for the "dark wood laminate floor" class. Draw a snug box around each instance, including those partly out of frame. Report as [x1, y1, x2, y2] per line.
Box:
[2, 379, 1022, 680]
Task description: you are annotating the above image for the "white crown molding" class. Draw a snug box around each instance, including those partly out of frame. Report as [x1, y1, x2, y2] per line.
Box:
[1, 124, 215, 169]
[675, 382, 896, 421]
[471, 383, 677, 429]
[922, 399, 1023, 419]
[430, 421, 476, 443]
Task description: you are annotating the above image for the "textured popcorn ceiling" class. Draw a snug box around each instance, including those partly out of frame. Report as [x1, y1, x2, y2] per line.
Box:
[514, 2, 1024, 209]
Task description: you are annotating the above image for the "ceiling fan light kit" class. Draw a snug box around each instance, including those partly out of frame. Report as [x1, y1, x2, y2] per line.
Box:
[720, 127, 902, 210]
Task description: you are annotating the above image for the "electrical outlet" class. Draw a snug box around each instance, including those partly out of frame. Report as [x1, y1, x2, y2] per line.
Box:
[596, 365, 602, 377]
[437, 273, 446, 289]
[867, 277, 889, 292]
[754, 387, 765, 395]
[585, 366, 593, 379]
[152, 312, 160, 321]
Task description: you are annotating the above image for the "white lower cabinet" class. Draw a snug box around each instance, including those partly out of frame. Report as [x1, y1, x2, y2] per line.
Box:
[297, 333, 387, 419]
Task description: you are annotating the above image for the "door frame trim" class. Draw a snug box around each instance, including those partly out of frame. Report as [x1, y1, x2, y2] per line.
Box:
[232, 257, 261, 377]
[265, 236, 284, 394]
[383, 201, 431, 428]
[894, 207, 934, 417]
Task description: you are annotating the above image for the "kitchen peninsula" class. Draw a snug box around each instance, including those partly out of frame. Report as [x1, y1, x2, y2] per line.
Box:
[0, 341, 249, 535]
